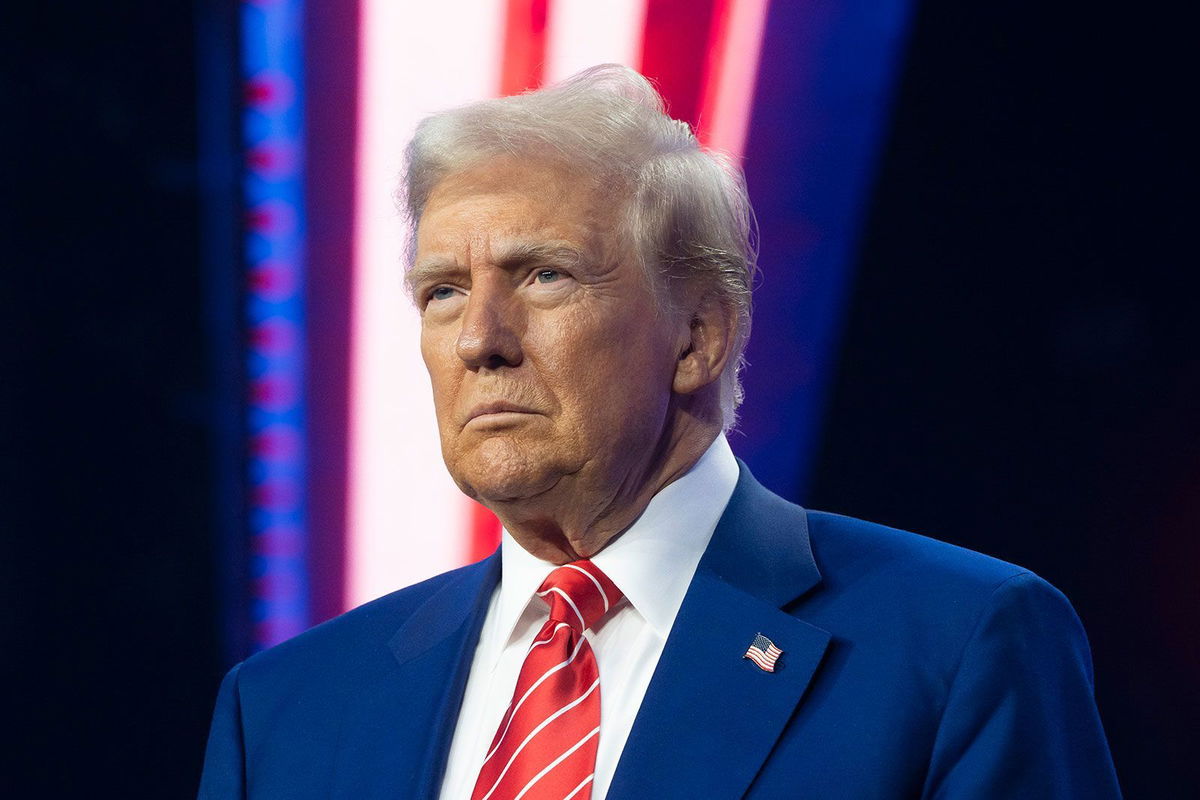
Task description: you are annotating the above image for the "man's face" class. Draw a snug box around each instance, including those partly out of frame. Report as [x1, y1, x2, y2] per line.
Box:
[411, 159, 684, 507]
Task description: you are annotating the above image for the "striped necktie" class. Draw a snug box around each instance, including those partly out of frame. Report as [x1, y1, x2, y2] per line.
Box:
[470, 560, 622, 800]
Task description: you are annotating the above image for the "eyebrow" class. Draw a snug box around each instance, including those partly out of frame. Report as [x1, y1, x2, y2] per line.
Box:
[405, 239, 587, 295]
[495, 240, 587, 271]
[405, 256, 464, 297]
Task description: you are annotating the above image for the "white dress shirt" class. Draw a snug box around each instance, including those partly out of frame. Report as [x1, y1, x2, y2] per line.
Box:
[437, 435, 740, 800]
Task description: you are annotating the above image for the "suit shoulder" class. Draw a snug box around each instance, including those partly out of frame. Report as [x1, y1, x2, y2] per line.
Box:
[804, 508, 1033, 593]
[799, 508, 1081, 639]
[239, 560, 488, 683]
[798, 510, 1086, 686]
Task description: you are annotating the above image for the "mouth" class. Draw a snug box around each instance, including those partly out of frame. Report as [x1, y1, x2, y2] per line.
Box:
[464, 401, 540, 426]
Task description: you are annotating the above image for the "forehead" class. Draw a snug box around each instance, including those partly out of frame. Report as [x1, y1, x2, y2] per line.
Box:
[415, 158, 612, 258]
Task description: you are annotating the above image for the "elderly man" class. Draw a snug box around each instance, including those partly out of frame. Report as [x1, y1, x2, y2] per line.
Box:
[199, 66, 1120, 799]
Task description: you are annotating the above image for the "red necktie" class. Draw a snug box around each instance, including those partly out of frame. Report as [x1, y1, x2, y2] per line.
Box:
[470, 560, 622, 800]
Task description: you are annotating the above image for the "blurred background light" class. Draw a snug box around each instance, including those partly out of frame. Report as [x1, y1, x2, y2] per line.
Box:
[242, 0, 310, 648]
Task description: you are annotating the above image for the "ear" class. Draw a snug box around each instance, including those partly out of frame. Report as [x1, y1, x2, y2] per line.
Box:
[672, 292, 737, 396]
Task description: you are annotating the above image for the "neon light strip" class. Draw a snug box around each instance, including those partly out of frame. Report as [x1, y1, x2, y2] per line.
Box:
[242, 0, 310, 649]
[697, 0, 772, 155]
[500, 0, 550, 94]
[544, 0, 648, 82]
[347, 0, 507, 609]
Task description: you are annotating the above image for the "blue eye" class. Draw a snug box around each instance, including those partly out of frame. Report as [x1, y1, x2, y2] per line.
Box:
[429, 286, 457, 302]
[535, 269, 561, 284]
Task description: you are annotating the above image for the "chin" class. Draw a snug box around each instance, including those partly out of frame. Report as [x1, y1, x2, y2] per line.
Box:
[450, 435, 563, 504]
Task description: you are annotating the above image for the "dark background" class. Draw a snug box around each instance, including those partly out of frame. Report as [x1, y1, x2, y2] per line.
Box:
[3, 1, 1193, 795]
[811, 5, 1195, 796]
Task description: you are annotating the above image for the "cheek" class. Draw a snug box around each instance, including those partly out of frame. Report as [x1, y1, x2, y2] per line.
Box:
[533, 307, 675, 423]
[420, 325, 462, 413]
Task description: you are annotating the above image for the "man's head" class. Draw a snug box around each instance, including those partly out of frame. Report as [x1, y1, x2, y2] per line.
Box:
[402, 65, 756, 559]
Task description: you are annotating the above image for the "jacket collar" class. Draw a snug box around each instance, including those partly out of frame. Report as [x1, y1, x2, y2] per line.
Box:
[388, 553, 501, 666]
[330, 554, 501, 800]
[606, 460, 830, 799]
[695, 457, 822, 606]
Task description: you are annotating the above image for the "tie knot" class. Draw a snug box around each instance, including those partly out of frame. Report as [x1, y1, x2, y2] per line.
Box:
[536, 560, 622, 632]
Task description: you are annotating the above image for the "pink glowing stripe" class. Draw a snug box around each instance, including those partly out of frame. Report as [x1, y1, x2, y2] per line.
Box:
[347, 0, 506, 609]
[544, 0, 648, 82]
[698, 0, 772, 156]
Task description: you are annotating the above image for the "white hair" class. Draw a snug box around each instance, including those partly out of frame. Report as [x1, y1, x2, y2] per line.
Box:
[401, 64, 757, 429]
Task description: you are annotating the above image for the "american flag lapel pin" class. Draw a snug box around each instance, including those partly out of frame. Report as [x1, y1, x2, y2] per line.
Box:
[743, 633, 783, 672]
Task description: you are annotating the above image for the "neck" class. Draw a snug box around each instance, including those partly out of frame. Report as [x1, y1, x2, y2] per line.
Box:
[488, 407, 722, 564]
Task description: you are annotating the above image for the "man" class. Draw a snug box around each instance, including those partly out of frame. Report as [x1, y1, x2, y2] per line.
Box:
[199, 65, 1121, 799]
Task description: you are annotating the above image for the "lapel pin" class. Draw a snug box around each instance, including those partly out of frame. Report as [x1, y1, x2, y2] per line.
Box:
[743, 633, 783, 672]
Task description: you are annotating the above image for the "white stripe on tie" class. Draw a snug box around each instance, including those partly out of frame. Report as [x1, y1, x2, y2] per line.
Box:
[536, 586, 586, 630]
[561, 563, 609, 613]
[512, 727, 601, 800]
[491, 624, 572, 743]
[479, 679, 601, 800]
[526, 622, 571, 654]
[484, 633, 587, 763]
[562, 774, 594, 800]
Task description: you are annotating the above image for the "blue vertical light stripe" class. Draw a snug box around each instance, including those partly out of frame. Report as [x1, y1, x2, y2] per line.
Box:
[735, 0, 915, 501]
[241, 0, 309, 650]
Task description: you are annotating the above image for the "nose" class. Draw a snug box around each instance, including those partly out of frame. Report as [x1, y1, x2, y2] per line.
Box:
[455, 284, 523, 370]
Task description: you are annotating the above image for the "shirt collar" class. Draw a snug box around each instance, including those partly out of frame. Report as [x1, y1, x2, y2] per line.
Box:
[495, 435, 740, 645]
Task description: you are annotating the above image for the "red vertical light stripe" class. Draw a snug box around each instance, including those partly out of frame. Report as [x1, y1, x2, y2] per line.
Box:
[468, 499, 504, 562]
[500, 0, 551, 95]
[638, 0, 718, 127]
[693, 0, 734, 146]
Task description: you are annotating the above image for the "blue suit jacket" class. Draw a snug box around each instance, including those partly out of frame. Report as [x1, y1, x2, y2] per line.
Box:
[199, 463, 1121, 798]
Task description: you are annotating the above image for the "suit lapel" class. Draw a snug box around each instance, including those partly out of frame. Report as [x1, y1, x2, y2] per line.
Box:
[331, 554, 500, 800]
[607, 463, 831, 799]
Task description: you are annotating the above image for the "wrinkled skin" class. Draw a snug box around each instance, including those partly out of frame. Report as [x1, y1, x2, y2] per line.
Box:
[411, 158, 735, 563]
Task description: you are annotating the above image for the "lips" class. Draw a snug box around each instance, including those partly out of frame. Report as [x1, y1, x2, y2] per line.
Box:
[464, 401, 538, 424]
